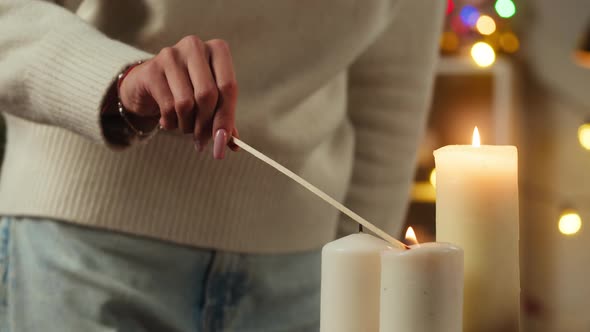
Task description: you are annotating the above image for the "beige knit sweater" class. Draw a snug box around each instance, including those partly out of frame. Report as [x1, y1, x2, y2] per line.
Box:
[0, 0, 444, 253]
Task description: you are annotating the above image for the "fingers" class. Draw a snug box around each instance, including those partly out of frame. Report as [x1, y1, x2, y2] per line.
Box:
[135, 35, 238, 158]
[142, 61, 176, 130]
[160, 47, 196, 134]
[180, 36, 219, 148]
[207, 39, 238, 160]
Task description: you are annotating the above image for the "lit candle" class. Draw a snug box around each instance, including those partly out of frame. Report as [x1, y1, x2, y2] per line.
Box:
[380, 227, 464, 332]
[434, 127, 519, 332]
[320, 232, 398, 332]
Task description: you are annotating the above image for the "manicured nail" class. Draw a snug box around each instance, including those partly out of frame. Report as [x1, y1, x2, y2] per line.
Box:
[213, 129, 228, 160]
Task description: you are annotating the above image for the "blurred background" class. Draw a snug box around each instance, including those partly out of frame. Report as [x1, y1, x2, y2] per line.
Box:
[403, 0, 590, 331]
[0, 0, 588, 331]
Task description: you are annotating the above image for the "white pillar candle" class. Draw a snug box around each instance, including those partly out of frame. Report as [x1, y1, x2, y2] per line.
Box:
[321, 232, 398, 332]
[380, 227, 464, 332]
[434, 128, 520, 332]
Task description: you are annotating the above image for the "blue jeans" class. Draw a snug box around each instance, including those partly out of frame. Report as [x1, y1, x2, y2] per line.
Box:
[0, 217, 320, 332]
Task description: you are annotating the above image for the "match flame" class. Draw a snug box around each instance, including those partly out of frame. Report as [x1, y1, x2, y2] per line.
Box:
[405, 227, 419, 245]
[472, 127, 481, 147]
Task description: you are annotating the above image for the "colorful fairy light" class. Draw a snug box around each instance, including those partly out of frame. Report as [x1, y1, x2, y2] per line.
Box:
[446, 0, 455, 15]
[471, 42, 496, 67]
[559, 210, 582, 236]
[578, 122, 590, 150]
[451, 14, 471, 34]
[476, 15, 496, 35]
[499, 32, 520, 53]
[460, 5, 481, 27]
[440, 31, 460, 53]
[495, 0, 516, 18]
[439, 1, 519, 67]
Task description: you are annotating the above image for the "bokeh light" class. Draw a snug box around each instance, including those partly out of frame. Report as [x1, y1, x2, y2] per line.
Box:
[440, 31, 460, 53]
[460, 5, 480, 27]
[500, 32, 520, 53]
[574, 50, 590, 69]
[495, 0, 516, 18]
[429, 169, 437, 188]
[451, 14, 470, 34]
[476, 15, 496, 35]
[446, 0, 455, 15]
[578, 122, 590, 150]
[471, 42, 496, 67]
[559, 210, 582, 236]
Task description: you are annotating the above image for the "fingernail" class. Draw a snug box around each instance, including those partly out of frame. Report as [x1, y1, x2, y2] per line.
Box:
[213, 129, 228, 160]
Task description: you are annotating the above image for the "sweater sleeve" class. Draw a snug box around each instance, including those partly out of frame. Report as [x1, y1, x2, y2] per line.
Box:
[337, 0, 445, 237]
[0, 0, 152, 146]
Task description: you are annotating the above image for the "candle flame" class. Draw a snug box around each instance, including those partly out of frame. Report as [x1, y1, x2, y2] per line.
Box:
[405, 227, 419, 245]
[472, 127, 481, 147]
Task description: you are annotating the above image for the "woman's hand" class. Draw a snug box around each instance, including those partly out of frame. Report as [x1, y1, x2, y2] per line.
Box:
[119, 35, 239, 159]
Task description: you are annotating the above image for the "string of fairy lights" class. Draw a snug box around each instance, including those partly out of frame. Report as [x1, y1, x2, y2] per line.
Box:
[441, 0, 519, 67]
[541, 19, 590, 237]
[564, 121, 590, 236]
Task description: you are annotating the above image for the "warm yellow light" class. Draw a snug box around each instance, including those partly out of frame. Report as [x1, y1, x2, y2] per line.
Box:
[575, 50, 590, 69]
[411, 182, 436, 203]
[559, 211, 582, 235]
[471, 42, 496, 67]
[440, 31, 460, 53]
[500, 32, 520, 53]
[429, 169, 437, 188]
[476, 15, 496, 35]
[405, 227, 419, 245]
[472, 127, 481, 146]
[578, 123, 590, 150]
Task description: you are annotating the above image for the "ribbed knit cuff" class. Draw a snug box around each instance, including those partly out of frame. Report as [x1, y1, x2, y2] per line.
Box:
[25, 24, 152, 146]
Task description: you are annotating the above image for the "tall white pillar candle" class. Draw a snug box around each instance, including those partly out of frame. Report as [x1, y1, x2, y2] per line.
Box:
[434, 129, 519, 332]
[380, 229, 464, 332]
[320, 232, 398, 332]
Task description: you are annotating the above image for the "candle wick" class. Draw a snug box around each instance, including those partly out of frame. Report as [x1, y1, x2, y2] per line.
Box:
[359, 224, 364, 233]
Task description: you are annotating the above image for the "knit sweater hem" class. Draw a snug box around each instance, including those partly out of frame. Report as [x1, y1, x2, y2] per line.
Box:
[0, 116, 350, 253]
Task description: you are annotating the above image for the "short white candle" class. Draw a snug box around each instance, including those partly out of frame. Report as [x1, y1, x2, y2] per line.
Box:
[434, 128, 520, 332]
[380, 227, 464, 332]
[320, 232, 397, 332]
